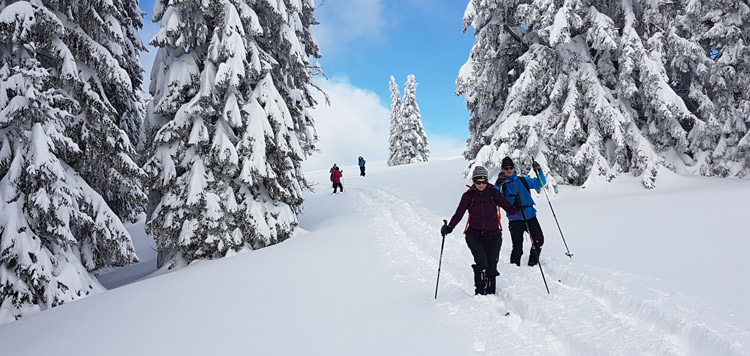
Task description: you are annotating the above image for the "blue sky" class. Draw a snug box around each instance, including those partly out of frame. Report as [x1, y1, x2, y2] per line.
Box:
[313, 0, 474, 137]
[138, 0, 475, 170]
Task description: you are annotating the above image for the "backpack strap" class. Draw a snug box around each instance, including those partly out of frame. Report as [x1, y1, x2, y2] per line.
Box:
[489, 193, 503, 231]
[520, 176, 531, 192]
[464, 186, 474, 233]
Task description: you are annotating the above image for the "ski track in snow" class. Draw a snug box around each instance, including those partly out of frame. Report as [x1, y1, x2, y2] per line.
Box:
[350, 186, 749, 356]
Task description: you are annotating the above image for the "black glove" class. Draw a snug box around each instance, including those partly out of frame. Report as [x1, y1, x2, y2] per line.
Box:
[513, 195, 524, 210]
[441, 224, 453, 236]
[495, 175, 508, 187]
[531, 161, 541, 172]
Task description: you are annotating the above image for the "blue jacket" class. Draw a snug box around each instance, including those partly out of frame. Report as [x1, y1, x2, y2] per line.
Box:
[358, 159, 366, 167]
[499, 170, 546, 221]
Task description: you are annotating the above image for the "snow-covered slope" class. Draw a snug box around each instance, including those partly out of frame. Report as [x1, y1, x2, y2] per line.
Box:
[1, 155, 748, 355]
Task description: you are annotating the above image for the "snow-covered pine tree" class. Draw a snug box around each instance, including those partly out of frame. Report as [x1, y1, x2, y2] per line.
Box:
[669, 0, 750, 177]
[145, 0, 321, 267]
[387, 76, 401, 166]
[388, 75, 429, 166]
[255, 0, 321, 155]
[55, 0, 148, 222]
[0, 1, 138, 323]
[458, 0, 750, 188]
[457, 1, 526, 164]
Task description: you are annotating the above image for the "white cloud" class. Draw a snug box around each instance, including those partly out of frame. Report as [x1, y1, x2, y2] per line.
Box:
[304, 77, 390, 172]
[312, 0, 385, 55]
[428, 134, 466, 159]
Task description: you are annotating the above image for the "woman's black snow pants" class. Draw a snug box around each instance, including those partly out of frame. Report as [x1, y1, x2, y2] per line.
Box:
[465, 229, 502, 295]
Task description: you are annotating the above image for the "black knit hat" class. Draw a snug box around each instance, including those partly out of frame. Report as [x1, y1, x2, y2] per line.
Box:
[501, 156, 514, 168]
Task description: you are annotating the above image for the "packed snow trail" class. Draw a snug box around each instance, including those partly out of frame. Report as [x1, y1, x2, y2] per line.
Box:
[340, 178, 749, 356]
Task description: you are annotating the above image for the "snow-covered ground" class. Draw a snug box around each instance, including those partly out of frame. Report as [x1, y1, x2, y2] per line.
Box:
[1, 155, 748, 355]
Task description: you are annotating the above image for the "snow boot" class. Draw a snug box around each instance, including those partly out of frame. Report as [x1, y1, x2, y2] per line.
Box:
[528, 247, 542, 266]
[510, 255, 521, 267]
[486, 271, 498, 294]
[472, 265, 489, 295]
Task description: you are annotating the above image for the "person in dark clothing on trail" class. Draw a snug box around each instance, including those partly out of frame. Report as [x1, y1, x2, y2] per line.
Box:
[495, 156, 547, 267]
[358, 156, 366, 177]
[441, 166, 521, 295]
[330, 166, 343, 193]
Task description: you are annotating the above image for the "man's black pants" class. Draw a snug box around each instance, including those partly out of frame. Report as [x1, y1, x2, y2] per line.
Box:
[509, 216, 544, 266]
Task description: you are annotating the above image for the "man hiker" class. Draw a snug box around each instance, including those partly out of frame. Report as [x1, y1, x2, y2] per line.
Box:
[358, 156, 366, 177]
[495, 156, 547, 267]
[441, 166, 521, 295]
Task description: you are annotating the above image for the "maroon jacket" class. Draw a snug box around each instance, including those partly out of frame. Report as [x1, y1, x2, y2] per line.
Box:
[331, 169, 342, 183]
[448, 185, 519, 233]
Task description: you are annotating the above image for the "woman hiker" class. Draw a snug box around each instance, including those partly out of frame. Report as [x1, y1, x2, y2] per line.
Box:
[330, 165, 344, 194]
[441, 166, 521, 295]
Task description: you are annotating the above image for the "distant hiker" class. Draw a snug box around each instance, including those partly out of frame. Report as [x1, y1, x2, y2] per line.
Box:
[358, 156, 366, 177]
[331, 166, 344, 194]
[495, 156, 547, 267]
[330, 163, 338, 174]
[441, 166, 521, 295]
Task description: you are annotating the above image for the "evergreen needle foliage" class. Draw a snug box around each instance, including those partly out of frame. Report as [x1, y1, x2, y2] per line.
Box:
[458, 0, 750, 188]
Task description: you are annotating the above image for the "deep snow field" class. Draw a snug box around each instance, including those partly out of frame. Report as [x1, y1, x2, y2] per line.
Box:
[1, 155, 748, 356]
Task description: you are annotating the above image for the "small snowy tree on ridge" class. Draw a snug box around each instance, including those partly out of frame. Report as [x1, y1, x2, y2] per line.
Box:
[388, 74, 429, 166]
[144, 0, 321, 267]
[387, 76, 401, 166]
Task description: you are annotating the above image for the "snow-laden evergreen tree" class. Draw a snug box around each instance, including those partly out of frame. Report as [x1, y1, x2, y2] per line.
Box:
[145, 0, 321, 267]
[668, 0, 750, 177]
[457, 1, 526, 163]
[458, 0, 750, 188]
[58, 0, 148, 222]
[388, 75, 429, 166]
[0, 0, 139, 323]
[387, 76, 402, 166]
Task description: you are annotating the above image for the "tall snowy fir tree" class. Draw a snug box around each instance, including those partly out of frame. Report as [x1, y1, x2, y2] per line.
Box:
[458, 0, 750, 188]
[669, 0, 750, 177]
[387, 76, 401, 166]
[388, 75, 429, 166]
[144, 0, 321, 267]
[0, 0, 144, 323]
[64, 0, 148, 223]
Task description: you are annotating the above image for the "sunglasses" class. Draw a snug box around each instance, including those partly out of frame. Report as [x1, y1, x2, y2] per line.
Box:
[502, 166, 514, 170]
[473, 179, 488, 185]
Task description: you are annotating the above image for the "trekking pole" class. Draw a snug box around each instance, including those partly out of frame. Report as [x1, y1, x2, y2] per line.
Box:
[533, 168, 573, 258]
[435, 220, 448, 299]
[517, 194, 550, 295]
